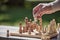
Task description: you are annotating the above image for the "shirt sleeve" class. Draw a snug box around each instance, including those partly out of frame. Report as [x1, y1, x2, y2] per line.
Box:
[50, 0, 60, 12]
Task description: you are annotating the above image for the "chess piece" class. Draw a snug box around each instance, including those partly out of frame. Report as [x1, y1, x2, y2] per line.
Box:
[47, 19, 57, 34]
[50, 19, 57, 33]
[19, 23, 23, 34]
[43, 25, 47, 33]
[38, 18, 43, 33]
[25, 17, 28, 24]
[47, 24, 54, 34]
[28, 28, 31, 35]
[52, 19, 57, 33]
[47, 25, 50, 34]
[57, 23, 60, 31]
[23, 26, 27, 33]
[28, 22, 34, 32]
[30, 19, 32, 23]
[7, 30, 9, 37]
[25, 17, 29, 31]
[32, 22, 37, 29]
[30, 25, 34, 32]
[27, 22, 31, 28]
[35, 24, 39, 32]
[41, 34, 50, 40]
[57, 29, 60, 40]
[23, 27, 25, 33]
[29, 19, 34, 32]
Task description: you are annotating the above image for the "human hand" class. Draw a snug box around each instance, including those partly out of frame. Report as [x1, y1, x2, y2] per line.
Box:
[33, 3, 52, 19]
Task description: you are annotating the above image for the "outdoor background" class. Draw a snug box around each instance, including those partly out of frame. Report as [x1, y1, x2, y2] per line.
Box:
[0, 0, 60, 26]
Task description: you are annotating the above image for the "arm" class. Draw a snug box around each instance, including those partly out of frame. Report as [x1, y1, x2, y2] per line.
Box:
[48, 0, 60, 14]
[33, 0, 60, 19]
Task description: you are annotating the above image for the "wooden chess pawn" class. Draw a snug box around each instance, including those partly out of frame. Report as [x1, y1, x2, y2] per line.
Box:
[28, 22, 34, 32]
[27, 22, 31, 28]
[19, 23, 23, 34]
[25, 17, 29, 31]
[47, 24, 53, 34]
[50, 19, 57, 33]
[28, 28, 31, 35]
[57, 23, 60, 31]
[38, 18, 43, 32]
[32, 22, 37, 29]
[43, 25, 47, 33]
[30, 26, 34, 32]
[29, 19, 34, 32]
[25, 17, 28, 24]
[23, 27, 25, 33]
[7, 30, 9, 37]
[35, 24, 38, 31]
[23, 26, 27, 33]
[52, 19, 57, 33]
[30, 19, 32, 23]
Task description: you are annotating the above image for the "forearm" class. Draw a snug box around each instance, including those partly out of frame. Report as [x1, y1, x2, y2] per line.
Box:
[49, 0, 60, 13]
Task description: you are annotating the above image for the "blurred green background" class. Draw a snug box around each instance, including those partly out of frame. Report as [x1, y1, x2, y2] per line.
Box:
[0, 0, 60, 26]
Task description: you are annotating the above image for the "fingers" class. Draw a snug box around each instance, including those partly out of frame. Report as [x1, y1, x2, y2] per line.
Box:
[36, 5, 52, 18]
[33, 3, 52, 19]
[33, 4, 43, 16]
[39, 5, 52, 14]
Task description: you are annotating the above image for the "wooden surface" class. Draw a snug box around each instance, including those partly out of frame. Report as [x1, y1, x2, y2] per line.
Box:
[0, 25, 58, 40]
[10, 32, 58, 39]
[10, 33, 41, 39]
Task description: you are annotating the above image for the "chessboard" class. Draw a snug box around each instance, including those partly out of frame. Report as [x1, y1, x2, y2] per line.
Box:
[10, 32, 58, 39]
[8, 17, 59, 39]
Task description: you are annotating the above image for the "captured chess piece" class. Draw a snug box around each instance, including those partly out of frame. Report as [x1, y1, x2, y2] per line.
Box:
[19, 23, 23, 34]
[7, 30, 9, 37]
